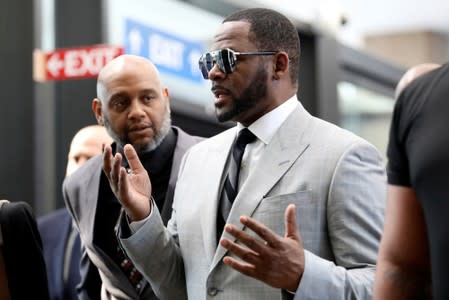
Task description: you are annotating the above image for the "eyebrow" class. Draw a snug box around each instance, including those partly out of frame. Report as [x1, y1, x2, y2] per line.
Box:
[109, 91, 129, 101]
[139, 88, 158, 95]
[109, 88, 158, 100]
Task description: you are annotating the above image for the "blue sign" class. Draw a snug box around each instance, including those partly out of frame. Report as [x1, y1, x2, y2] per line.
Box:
[124, 18, 204, 84]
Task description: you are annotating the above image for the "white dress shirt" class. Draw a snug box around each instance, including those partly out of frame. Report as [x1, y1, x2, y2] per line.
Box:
[237, 95, 299, 191]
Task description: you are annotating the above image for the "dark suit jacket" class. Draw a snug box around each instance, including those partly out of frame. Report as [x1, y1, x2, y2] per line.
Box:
[0, 201, 50, 300]
[38, 208, 84, 300]
[64, 127, 203, 299]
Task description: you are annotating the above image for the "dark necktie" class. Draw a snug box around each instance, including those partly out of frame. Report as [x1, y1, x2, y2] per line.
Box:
[111, 208, 146, 295]
[114, 243, 146, 294]
[217, 128, 257, 243]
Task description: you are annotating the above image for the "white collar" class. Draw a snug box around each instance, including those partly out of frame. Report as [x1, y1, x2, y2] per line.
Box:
[237, 95, 299, 144]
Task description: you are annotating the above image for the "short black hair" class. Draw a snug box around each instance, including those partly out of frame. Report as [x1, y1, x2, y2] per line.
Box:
[223, 8, 300, 84]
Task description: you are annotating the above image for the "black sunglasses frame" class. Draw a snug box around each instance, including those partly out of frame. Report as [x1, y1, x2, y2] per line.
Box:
[198, 48, 277, 79]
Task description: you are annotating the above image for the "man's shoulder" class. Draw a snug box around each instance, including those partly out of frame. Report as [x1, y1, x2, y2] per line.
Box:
[183, 127, 235, 155]
[37, 208, 71, 243]
[304, 115, 379, 157]
[37, 208, 71, 228]
[283, 103, 368, 150]
[0, 201, 34, 222]
[171, 126, 207, 156]
[172, 126, 205, 144]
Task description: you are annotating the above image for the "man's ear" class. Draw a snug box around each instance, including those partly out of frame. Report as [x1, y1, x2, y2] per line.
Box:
[162, 87, 170, 99]
[92, 98, 103, 125]
[162, 87, 171, 111]
[272, 52, 289, 80]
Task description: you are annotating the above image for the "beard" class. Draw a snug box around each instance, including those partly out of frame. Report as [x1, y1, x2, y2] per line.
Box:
[216, 65, 268, 123]
[103, 105, 172, 154]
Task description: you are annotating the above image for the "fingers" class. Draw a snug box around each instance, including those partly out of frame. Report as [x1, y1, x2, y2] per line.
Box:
[284, 204, 299, 240]
[102, 144, 123, 190]
[239, 216, 279, 247]
[220, 237, 260, 265]
[117, 167, 129, 202]
[224, 224, 268, 253]
[111, 151, 122, 184]
[226, 205, 301, 250]
[103, 144, 113, 176]
[123, 144, 145, 174]
[222, 256, 256, 278]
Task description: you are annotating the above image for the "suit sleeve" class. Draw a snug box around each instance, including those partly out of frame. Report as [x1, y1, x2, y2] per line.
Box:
[294, 141, 386, 300]
[118, 201, 187, 299]
[118, 150, 191, 300]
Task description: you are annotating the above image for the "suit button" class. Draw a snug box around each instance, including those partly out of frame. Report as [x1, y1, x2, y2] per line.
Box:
[207, 287, 218, 296]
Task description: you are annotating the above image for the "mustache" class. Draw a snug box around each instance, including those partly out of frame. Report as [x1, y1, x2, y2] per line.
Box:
[128, 123, 153, 132]
[211, 84, 230, 92]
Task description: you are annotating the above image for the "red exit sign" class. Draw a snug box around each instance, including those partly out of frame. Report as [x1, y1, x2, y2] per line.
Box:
[34, 44, 124, 81]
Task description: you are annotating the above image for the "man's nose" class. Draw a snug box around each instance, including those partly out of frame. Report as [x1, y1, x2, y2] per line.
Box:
[208, 63, 226, 81]
[128, 99, 145, 119]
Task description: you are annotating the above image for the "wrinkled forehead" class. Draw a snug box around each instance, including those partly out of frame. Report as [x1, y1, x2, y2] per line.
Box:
[211, 21, 255, 51]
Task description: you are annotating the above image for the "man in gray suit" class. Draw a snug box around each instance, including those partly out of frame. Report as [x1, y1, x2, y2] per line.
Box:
[106, 8, 386, 299]
[64, 55, 202, 299]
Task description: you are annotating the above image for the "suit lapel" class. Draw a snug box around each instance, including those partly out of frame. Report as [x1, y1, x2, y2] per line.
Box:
[81, 157, 140, 296]
[211, 105, 312, 268]
[161, 128, 202, 223]
[81, 156, 103, 247]
[200, 128, 236, 264]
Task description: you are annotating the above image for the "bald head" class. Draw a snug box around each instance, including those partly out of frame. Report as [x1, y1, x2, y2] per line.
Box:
[96, 54, 162, 102]
[395, 63, 441, 99]
[66, 125, 113, 176]
[91, 54, 171, 153]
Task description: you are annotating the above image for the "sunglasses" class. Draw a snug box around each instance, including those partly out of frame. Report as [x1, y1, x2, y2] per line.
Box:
[198, 48, 277, 79]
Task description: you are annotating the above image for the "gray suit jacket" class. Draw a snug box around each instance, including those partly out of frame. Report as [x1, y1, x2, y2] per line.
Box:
[120, 104, 386, 300]
[64, 127, 202, 300]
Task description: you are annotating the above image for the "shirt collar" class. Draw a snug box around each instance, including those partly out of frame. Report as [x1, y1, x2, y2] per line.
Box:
[237, 95, 299, 144]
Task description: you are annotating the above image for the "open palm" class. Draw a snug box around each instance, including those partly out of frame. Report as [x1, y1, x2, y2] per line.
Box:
[103, 144, 152, 221]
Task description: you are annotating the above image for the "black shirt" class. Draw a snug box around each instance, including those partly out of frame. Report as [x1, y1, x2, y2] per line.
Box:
[387, 62, 449, 300]
[94, 128, 177, 277]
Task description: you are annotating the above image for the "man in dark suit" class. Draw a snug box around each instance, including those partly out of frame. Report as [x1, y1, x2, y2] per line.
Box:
[38, 125, 113, 300]
[64, 54, 202, 300]
[38, 208, 82, 300]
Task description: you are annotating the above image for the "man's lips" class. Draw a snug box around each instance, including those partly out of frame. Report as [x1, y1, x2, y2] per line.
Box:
[129, 124, 151, 132]
[211, 86, 231, 98]
[211, 86, 231, 106]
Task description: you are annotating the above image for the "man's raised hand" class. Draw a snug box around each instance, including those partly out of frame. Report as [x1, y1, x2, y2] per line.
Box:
[103, 144, 152, 221]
